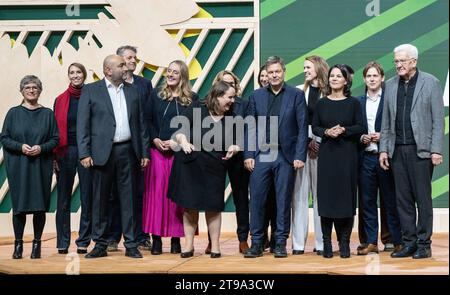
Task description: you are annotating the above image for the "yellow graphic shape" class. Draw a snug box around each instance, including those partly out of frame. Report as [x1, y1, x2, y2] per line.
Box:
[171, 5, 213, 38]
[144, 41, 201, 80]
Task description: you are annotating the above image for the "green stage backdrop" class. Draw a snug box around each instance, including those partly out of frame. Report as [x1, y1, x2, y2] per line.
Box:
[0, 0, 448, 214]
[260, 0, 449, 209]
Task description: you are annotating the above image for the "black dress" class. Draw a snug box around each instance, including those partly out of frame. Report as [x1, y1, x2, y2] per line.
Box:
[312, 97, 364, 218]
[0, 106, 59, 214]
[168, 105, 233, 212]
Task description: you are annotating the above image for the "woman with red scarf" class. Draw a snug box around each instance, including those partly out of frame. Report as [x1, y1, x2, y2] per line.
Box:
[53, 63, 93, 254]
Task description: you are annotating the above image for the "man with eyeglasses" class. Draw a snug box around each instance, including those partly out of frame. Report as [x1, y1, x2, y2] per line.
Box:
[379, 44, 444, 259]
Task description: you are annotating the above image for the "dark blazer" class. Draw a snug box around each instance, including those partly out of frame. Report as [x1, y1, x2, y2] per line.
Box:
[358, 91, 384, 134]
[232, 96, 248, 117]
[244, 84, 308, 163]
[77, 79, 150, 166]
[133, 74, 153, 104]
[357, 92, 383, 161]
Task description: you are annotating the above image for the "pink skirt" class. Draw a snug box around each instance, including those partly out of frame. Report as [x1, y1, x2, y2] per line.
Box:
[142, 148, 184, 237]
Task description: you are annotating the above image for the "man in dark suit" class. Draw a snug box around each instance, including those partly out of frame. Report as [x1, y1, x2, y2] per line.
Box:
[244, 56, 308, 258]
[380, 44, 445, 259]
[357, 61, 402, 256]
[106, 46, 153, 252]
[77, 54, 150, 258]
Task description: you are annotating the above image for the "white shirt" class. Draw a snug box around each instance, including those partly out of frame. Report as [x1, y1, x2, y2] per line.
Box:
[365, 89, 382, 152]
[105, 78, 132, 143]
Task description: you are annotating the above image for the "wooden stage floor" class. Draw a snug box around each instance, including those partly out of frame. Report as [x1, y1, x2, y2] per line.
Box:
[0, 232, 448, 275]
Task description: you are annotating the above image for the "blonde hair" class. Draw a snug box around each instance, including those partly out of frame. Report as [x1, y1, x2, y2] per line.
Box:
[212, 70, 241, 97]
[158, 60, 194, 106]
[303, 55, 329, 96]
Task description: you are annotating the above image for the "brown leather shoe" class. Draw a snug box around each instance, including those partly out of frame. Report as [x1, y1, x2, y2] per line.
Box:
[357, 243, 379, 255]
[357, 243, 368, 251]
[239, 241, 249, 254]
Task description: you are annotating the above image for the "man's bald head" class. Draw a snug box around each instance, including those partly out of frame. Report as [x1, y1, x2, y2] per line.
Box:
[103, 54, 126, 85]
[103, 55, 123, 72]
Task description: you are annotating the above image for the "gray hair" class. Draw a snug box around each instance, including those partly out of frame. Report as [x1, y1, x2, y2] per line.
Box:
[394, 44, 418, 60]
[20, 75, 42, 92]
[116, 45, 137, 56]
[265, 56, 286, 71]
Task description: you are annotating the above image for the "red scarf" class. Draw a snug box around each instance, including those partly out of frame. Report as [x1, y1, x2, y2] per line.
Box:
[54, 84, 82, 157]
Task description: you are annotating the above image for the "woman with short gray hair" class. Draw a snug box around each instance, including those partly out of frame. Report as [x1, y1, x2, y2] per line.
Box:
[0, 75, 59, 259]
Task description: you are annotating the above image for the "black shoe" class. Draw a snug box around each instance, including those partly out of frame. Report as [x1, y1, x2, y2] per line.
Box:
[85, 247, 107, 258]
[210, 252, 221, 258]
[138, 239, 152, 251]
[170, 237, 182, 254]
[413, 247, 432, 259]
[151, 236, 162, 255]
[292, 250, 304, 255]
[273, 244, 288, 258]
[323, 243, 333, 258]
[316, 250, 323, 256]
[180, 249, 194, 258]
[30, 239, 41, 259]
[77, 248, 88, 254]
[125, 248, 143, 258]
[244, 244, 263, 258]
[58, 249, 69, 254]
[12, 240, 23, 259]
[339, 243, 351, 258]
[391, 245, 417, 258]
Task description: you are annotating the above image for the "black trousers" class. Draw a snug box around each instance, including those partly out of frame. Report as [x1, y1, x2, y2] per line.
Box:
[91, 142, 139, 249]
[321, 216, 353, 245]
[56, 145, 92, 249]
[391, 144, 434, 248]
[107, 170, 150, 244]
[227, 153, 250, 242]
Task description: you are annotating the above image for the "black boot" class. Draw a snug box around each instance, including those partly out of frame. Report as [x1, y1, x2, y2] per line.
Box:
[12, 240, 23, 259]
[30, 239, 41, 259]
[170, 237, 181, 254]
[337, 218, 352, 258]
[321, 217, 333, 258]
[151, 235, 162, 255]
[323, 242, 333, 258]
[339, 242, 351, 258]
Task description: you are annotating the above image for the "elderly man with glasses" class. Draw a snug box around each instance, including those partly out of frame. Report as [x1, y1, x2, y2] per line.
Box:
[379, 44, 445, 259]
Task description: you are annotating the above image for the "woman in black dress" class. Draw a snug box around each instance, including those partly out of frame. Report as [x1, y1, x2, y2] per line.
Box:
[54, 63, 92, 255]
[202, 70, 250, 255]
[312, 64, 365, 258]
[168, 81, 239, 258]
[0, 75, 59, 259]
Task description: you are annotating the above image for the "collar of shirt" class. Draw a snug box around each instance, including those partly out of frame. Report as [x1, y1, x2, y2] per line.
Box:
[366, 89, 382, 102]
[105, 77, 124, 91]
[266, 83, 286, 95]
[400, 69, 419, 85]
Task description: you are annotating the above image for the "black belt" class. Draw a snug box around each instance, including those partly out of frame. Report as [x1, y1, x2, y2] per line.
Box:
[364, 150, 378, 155]
[113, 140, 131, 145]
